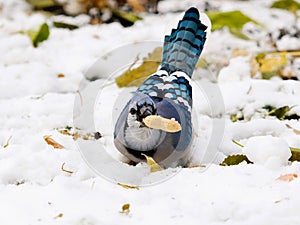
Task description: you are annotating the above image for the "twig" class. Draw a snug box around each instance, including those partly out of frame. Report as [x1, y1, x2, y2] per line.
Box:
[61, 163, 74, 174]
[232, 139, 244, 148]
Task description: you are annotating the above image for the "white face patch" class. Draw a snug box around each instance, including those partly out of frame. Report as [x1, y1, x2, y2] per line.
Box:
[125, 107, 163, 151]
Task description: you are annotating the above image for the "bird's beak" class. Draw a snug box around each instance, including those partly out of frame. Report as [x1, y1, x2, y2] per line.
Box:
[143, 108, 152, 117]
[137, 106, 155, 126]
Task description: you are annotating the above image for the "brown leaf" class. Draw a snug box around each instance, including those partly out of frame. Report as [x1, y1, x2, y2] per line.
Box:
[44, 135, 64, 149]
[54, 213, 63, 219]
[120, 203, 130, 215]
[58, 129, 71, 135]
[57, 73, 65, 78]
[127, 0, 145, 12]
[277, 173, 298, 182]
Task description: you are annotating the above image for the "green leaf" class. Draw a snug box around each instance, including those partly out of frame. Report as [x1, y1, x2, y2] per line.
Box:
[53, 22, 79, 30]
[65, 125, 72, 131]
[112, 10, 142, 24]
[262, 72, 279, 80]
[269, 106, 291, 120]
[290, 147, 300, 161]
[26, 0, 56, 9]
[271, 0, 300, 14]
[263, 105, 299, 120]
[27, 23, 50, 47]
[207, 10, 262, 39]
[230, 113, 244, 122]
[220, 154, 252, 166]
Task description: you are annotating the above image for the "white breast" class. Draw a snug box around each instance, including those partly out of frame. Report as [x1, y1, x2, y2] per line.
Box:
[125, 114, 163, 151]
[125, 126, 163, 151]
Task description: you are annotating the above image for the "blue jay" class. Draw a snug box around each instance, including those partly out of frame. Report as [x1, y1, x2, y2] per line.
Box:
[114, 7, 207, 167]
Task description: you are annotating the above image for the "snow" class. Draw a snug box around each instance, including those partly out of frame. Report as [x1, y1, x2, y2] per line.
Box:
[243, 135, 291, 167]
[1, 0, 300, 224]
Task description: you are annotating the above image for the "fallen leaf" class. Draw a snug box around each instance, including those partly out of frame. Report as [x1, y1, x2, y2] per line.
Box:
[127, 0, 145, 11]
[141, 154, 163, 172]
[26, 23, 50, 47]
[290, 147, 300, 162]
[268, 106, 291, 120]
[115, 47, 162, 87]
[260, 53, 288, 79]
[112, 9, 142, 26]
[54, 213, 63, 219]
[26, 0, 56, 9]
[120, 203, 130, 215]
[253, 51, 300, 79]
[207, 10, 262, 39]
[262, 105, 293, 120]
[58, 129, 70, 135]
[230, 113, 244, 122]
[53, 21, 78, 30]
[73, 132, 81, 140]
[117, 183, 140, 190]
[220, 154, 252, 166]
[44, 135, 64, 149]
[271, 0, 300, 15]
[277, 173, 298, 182]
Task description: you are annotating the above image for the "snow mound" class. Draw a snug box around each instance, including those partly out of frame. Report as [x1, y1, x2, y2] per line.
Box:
[243, 135, 291, 167]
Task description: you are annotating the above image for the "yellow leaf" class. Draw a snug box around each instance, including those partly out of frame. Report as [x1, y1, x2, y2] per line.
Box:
[44, 135, 64, 149]
[117, 183, 140, 190]
[115, 47, 162, 87]
[259, 53, 288, 73]
[141, 154, 163, 172]
[253, 51, 300, 79]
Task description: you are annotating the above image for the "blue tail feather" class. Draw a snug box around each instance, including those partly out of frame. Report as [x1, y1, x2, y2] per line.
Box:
[161, 7, 207, 77]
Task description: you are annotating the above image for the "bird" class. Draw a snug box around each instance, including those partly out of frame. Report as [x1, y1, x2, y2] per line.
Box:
[114, 7, 207, 168]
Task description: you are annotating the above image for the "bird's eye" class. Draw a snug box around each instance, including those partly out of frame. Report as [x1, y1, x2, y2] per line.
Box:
[129, 108, 136, 115]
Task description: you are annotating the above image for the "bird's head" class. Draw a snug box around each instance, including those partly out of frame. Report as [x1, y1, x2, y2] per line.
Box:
[127, 96, 157, 128]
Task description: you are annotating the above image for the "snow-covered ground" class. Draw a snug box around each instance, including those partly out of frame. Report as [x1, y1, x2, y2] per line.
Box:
[1, 0, 300, 224]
